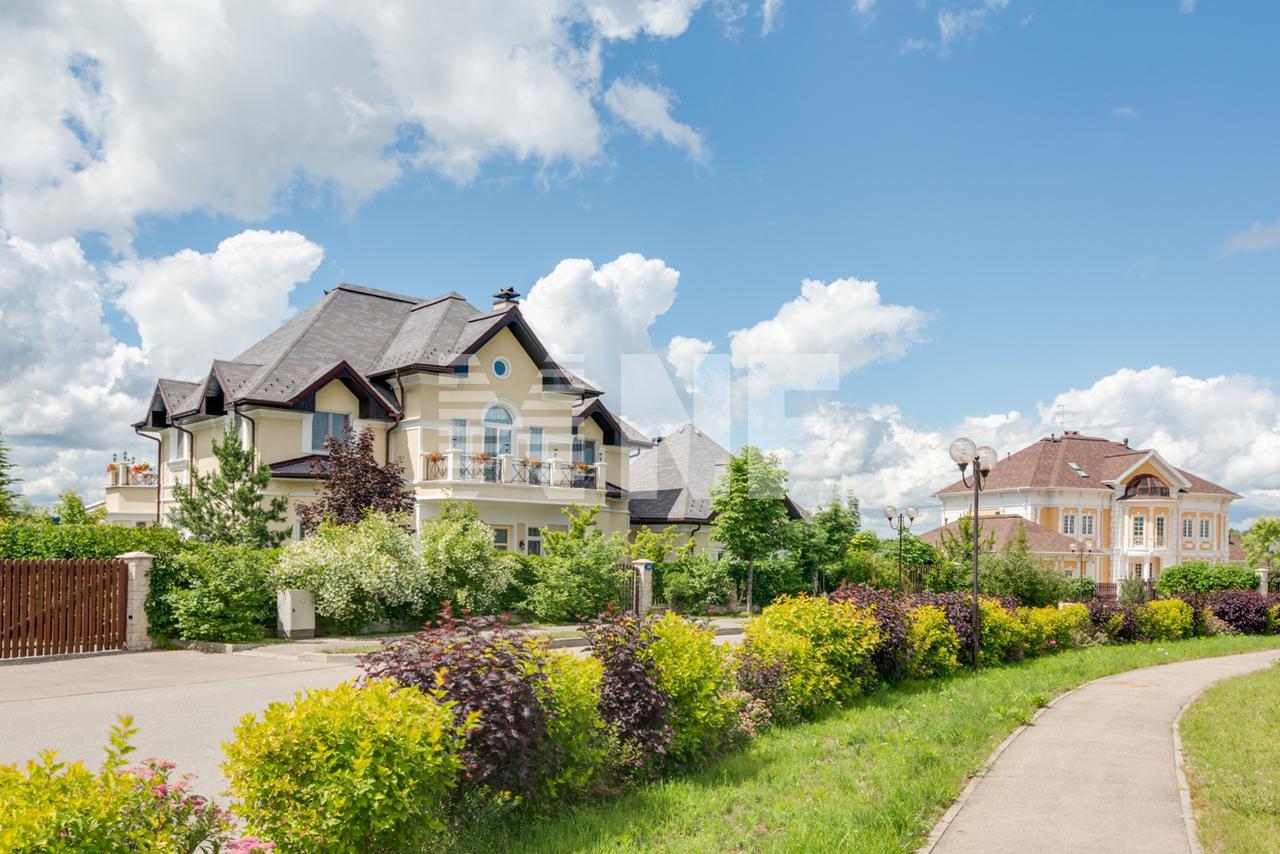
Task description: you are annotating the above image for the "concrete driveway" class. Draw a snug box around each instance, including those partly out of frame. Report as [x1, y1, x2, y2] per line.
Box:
[0, 650, 358, 799]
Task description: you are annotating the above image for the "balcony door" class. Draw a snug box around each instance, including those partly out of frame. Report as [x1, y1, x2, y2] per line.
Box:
[482, 404, 514, 482]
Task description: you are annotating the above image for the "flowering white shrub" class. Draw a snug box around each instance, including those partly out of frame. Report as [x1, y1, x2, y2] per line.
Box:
[419, 501, 513, 616]
[275, 512, 431, 631]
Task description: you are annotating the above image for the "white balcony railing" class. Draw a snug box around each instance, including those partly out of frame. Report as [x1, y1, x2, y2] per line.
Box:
[421, 449, 604, 491]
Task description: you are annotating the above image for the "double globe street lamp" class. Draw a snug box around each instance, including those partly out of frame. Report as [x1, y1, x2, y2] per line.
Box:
[948, 437, 998, 669]
[883, 505, 918, 593]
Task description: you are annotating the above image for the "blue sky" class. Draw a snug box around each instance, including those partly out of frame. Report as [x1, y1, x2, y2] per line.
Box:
[117, 1, 1279, 420]
[2, 1, 1278, 525]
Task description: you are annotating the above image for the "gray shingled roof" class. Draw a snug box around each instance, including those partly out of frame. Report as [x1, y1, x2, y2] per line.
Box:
[628, 423, 727, 523]
[144, 282, 620, 426]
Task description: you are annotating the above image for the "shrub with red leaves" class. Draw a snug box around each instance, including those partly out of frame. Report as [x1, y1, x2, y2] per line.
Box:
[828, 584, 909, 680]
[1084, 597, 1141, 641]
[579, 609, 672, 774]
[1205, 589, 1270, 635]
[360, 609, 558, 799]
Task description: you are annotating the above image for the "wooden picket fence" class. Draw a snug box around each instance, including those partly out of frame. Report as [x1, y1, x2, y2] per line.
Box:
[0, 559, 128, 659]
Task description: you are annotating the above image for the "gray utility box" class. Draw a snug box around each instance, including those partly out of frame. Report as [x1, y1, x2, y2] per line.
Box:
[277, 589, 316, 639]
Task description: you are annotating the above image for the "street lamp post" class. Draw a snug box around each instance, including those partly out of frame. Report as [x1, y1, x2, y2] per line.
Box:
[884, 505, 918, 593]
[949, 437, 998, 670]
[1070, 542, 1092, 577]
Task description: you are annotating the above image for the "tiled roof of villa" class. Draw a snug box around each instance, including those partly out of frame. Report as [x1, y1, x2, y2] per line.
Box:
[139, 282, 612, 424]
[920, 514, 1083, 554]
[936, 432, 1237, 498]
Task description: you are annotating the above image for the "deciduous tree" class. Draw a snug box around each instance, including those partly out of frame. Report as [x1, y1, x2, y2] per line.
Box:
[298, 426, 412, 530]
[1243, 517, 1280, 572]
[710, 446, 791, 613]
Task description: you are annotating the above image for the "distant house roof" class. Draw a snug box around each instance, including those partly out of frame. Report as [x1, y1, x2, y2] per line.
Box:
[936, 432, 1238, 499]
[1228, 532, 1248, 564]
[628, 423, 802, 525]
[920, 514, 1083, 555]
[137, 282, 623, 432]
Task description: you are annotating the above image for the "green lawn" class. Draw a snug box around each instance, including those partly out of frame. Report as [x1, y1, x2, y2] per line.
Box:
[444, 635, 1280, 854]
[1181, 660, 1280, 853]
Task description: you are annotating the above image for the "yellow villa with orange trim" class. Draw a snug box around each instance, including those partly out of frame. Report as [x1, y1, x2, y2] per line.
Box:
[929, 431, 1241, 586]
[102, 283, 652, 550]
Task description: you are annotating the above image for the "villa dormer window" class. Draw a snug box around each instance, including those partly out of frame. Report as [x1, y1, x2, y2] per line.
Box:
[1122, 474, 1169, 499]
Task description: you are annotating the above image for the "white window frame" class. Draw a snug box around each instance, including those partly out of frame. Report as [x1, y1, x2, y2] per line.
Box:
[492, 525, 511, 552]
[1081, 513, 1094, 537]
[492, 356, 512, 379]
[1062, 513, 1077, 536]
[1132, 515, 1145, 546]
[310, 411, 350, 454]
[526, 525, 542, 556]
[449, 418, 467, 452]
[1200, 518, 1211, 540]
[1155, 516, 1166, 547]
[1183, 518, 1194, 539]
[1132, 561, 1145, 580]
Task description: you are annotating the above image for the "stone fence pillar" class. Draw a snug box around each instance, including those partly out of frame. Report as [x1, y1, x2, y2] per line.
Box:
[632, 559, 654, 615]
[1258, 568, 1271, 595]
[116, 551, 155, 651]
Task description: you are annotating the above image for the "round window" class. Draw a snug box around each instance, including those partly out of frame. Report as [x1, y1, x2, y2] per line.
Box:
[492, 357, 511, 379]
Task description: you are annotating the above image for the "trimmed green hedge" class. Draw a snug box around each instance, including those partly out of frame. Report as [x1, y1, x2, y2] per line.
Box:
[0, 521, 188, 637]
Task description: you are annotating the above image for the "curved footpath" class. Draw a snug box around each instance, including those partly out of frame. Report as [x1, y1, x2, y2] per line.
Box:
[923, 647, 1280, 854]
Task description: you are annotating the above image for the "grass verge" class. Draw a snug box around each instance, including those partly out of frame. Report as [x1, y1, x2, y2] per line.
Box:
[1181, 659, 1280, 853]
[445, 635, 1280, 854]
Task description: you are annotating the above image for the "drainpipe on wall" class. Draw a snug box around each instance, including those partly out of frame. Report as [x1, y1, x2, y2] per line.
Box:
[134, 426, 162, 524]
[386, 368, 406, 465]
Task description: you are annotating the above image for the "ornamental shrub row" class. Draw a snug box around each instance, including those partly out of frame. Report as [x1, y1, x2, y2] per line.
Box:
[211, 589, 1280, 850]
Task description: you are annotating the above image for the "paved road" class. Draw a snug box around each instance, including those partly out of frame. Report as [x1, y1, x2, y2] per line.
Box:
[928, 648, 1280, 854]
[0, 650, 358, 799]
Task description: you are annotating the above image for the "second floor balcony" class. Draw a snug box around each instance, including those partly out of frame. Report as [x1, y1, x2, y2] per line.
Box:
[420, 450, 604, 493]
[106, 459, 158, 488]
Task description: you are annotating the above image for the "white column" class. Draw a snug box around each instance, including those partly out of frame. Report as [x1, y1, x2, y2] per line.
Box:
[500, 453, 514, 484]
[116, 551, 154, 651]
[444, 447, 461, 481]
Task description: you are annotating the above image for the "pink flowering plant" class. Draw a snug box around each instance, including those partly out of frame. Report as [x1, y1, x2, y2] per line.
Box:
[0, 715, 268, 852]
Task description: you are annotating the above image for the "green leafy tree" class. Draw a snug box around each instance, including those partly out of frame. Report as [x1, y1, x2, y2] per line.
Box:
[808, 490, 862, 591]
[0, 430, 21, 518]
[710, 446, 791, 614]
[419, 501, 513, 616]
[938, 515, 995, 565]
[54, 489, 105, 525]
[629, 524, 682, 601]
[978, 521, 1067, 607]
[521, 504, 630, 622]
[298, 426, 412, 531]
[1243, 517, 1280, 571]
[168, 427, 289, 548]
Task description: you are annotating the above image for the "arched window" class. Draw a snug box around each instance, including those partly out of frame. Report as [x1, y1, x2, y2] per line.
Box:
[1123, 474, 1169, 499]
[482, 404, 514, 427]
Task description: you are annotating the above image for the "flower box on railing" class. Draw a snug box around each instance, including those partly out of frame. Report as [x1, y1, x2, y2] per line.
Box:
[423, 452, 447, 481]
[513, 457, 547, 485]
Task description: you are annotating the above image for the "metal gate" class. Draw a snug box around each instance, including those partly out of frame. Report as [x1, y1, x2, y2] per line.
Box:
[0, 559, 128, 659]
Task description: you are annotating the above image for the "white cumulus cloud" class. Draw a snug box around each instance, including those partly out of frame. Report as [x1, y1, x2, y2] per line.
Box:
[779, 365, 1280, 532]
[604, 79, 709, 165]
[728, 277, 928, 395]
[1222, 216, 1280, 256]
[0, 1, 712, 244]
[108, 231, 324, 382]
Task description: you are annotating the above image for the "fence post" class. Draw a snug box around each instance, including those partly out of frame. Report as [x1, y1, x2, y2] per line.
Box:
[116, 552, 155, 651]
[631, 559, 654, 615]
[1258, 568, 1270, 595]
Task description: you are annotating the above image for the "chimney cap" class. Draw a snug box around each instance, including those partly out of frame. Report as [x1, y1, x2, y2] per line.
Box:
[493, 286, 520, 305]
